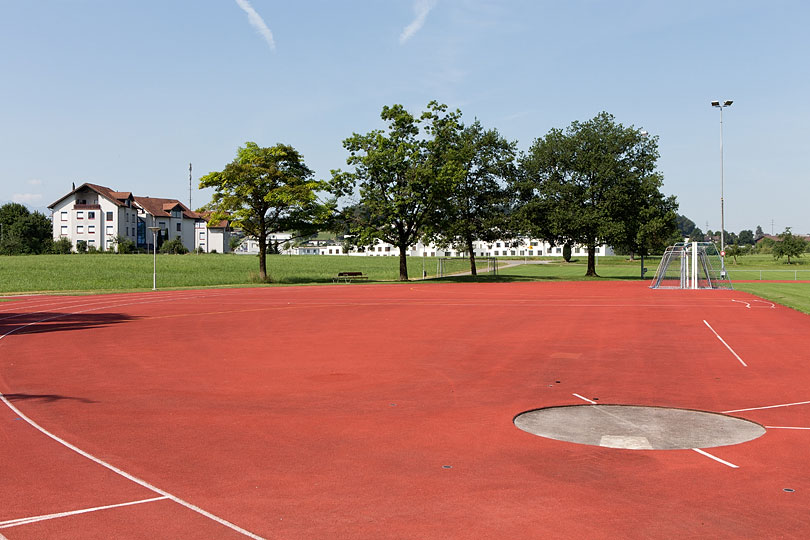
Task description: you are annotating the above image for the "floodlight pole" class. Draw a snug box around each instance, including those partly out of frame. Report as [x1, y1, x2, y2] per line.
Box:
[148, 226, 160, 290]
[711, 99, 733, 276]
[638, 129, 649, 279]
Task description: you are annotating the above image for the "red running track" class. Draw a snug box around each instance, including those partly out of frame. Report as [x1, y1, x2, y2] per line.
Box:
[0, 281, 809, 539]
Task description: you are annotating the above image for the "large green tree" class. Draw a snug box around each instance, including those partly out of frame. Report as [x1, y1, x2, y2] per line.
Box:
[773, 227, 807, 264]
[431, 120, 517, 275]
[200, 142, 329, 281]
[519, 112, 673, 276]
[329, 102, 456, 281]
[0, 203, 52, 254]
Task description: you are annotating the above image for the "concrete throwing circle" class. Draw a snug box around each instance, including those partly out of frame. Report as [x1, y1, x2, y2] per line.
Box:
[514, 405, 766, 450]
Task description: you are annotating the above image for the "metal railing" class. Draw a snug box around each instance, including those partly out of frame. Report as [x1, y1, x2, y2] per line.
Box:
[726, 269, 810, 280]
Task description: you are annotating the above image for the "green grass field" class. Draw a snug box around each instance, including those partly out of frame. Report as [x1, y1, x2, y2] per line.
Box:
[1, 253, 808, 314]
[0, 253, 483, 293]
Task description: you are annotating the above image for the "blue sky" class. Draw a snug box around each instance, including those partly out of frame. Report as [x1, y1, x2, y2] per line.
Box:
[1, 1, 808, 235]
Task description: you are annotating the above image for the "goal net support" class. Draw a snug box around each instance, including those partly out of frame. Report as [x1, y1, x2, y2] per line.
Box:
[437, 257, 498, 278]
[649, 242, 732, 290]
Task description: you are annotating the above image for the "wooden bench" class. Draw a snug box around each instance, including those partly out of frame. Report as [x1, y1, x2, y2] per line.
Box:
[333, 271, 369, 283]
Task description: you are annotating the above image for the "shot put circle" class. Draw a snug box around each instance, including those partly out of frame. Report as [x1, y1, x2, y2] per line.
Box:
[514, 405, 766, 450]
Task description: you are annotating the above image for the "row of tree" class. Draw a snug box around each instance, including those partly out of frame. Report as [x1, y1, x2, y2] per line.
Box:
[675, 215, 771, 246]
[202, 103, 678, 281]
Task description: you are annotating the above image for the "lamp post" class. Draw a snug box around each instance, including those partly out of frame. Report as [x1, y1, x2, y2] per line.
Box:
[148, 226, 160, 290]
[711, 99, 733, 276]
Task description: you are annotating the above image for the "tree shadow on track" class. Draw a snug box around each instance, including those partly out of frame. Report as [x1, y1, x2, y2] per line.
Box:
[3, 393, 97, 404]
[0, 312, 138, 336]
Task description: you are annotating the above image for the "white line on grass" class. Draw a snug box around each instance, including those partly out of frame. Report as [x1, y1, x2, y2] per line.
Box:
[703, 320, 747, 367]
[572, 393, 597, 404]
[723, 400, 810, 414]
[692, 448, 739, 468]
[0, 496, 169, 529]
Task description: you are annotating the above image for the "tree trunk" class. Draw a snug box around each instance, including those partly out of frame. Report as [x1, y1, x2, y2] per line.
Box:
[585, 243, 599, 277]
[258, 229, 267, 281]
[398, 244, 409, 281]
[467, 235, 477, 276]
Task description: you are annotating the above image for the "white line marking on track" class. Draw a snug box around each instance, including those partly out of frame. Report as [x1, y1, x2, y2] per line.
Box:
[703, 320, 747, 367]
[572, 393, 597, 404]
[0, 293, 266, 540]
[0, 496, 169, 529]
[765, 426, 810, 430]
[723, 400, 810, 414]
[692, 448, 739, 468]
[731, 299, 775, 309]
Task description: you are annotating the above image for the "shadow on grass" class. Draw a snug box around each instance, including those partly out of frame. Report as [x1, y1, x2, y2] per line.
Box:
[0, 312, 138, 336]
[3, 393, 97, 404]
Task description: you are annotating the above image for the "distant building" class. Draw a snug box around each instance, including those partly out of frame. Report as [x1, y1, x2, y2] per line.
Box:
[48, 183, 138, 252]
[48, 183, 231, 253]
[133, 196, 198, 251]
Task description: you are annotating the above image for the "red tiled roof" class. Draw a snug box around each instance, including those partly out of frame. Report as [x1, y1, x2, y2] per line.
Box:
[134, 196, 196, 220]
[48, 182, 133, 209]
[198, 210, 229, 228]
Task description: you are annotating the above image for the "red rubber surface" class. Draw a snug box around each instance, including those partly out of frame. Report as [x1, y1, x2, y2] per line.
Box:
[1, 282, 809, 538]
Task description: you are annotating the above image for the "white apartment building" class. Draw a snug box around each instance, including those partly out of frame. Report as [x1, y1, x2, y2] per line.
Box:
[234, 232, 293, 255]
[48, 183, 139, 252]
[49, 183, 224, 253]
[356, 238, 613, 258]
[133, 196, 199, 251]
[194, 212, 231, 253]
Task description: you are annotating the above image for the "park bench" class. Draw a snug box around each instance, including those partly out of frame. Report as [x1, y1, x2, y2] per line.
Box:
[333, 271, 369, 283]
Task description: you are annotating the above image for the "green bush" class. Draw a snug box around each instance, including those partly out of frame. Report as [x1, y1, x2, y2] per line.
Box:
[52, 237, 72, 254]
[76, 240, 88, 253]
[159, 237, 189, 254]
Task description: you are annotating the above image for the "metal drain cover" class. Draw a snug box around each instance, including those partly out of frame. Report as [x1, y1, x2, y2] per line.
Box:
[514, 405, 766, 450]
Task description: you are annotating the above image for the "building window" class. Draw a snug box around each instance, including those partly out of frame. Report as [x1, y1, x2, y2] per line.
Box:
[88, 239, 95, 245]
[88, 225, 96, 233]
[88, 211, 95, 219]
[106, 211, 113, 221]
[494, 251, 499, 256]
[61, 211, 68, 221]
[106, 225, 113, 234]
[176, 223, 181, 232]
[496, 242, 501, 247]
[76, 225, 84, 233]
[199, 232, 205, 239]
[76, 211, 84, 219]
[556, 247, 562, 253]
[385, 246, 391, 252]
[60, 225, 68, 235]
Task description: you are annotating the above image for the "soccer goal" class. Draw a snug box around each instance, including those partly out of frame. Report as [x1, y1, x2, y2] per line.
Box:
[649, 242, 732, 290]
[437, 257, 498, 278]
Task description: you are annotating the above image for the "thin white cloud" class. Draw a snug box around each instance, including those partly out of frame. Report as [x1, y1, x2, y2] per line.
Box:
[235, 0, 276, 51]
[28, 178, 42, 186]
[400, 0, 437, 44]
[13, 193, 42, 204]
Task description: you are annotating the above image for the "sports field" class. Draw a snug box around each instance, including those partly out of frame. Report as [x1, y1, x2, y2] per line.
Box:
[1, 281, 809, 538]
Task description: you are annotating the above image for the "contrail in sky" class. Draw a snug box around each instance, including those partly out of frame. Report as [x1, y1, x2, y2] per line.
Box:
[235, 0, 276, 51]
[400, 0, 437, 44]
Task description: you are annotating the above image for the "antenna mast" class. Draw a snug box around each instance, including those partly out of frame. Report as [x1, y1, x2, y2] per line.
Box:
[188, 163, 192, 209]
